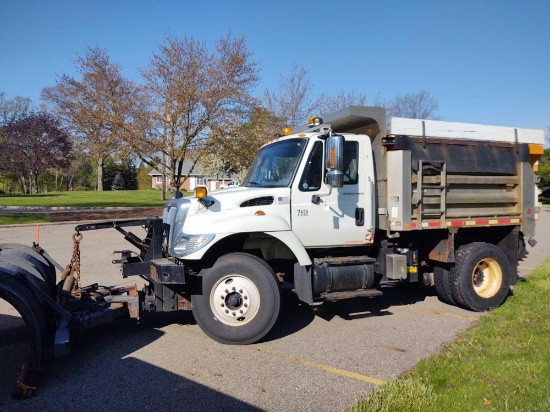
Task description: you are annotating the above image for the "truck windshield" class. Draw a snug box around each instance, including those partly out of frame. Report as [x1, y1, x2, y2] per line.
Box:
[242, 138, 307, 188]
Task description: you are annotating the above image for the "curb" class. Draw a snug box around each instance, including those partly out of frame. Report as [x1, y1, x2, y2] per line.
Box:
[0, 206, 144, 211]
[0, 216, 159, 229]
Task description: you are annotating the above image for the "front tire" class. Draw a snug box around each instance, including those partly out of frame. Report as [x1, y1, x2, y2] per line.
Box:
[192, 253, 281, 344]
[449, 243, 512, 311]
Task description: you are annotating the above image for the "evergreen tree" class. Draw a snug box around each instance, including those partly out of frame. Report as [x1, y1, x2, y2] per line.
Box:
[111, 172, 125, 190]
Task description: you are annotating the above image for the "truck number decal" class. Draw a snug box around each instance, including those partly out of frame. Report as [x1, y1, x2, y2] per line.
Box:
[297, 209, 309, 217]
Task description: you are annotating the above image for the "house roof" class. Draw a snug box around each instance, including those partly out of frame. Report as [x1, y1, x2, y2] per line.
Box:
[148, 159, 200, 177]
[148, 159, 237, 180]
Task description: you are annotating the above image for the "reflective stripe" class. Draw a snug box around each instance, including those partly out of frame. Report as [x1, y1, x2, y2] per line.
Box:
[414, 218, 522, 229]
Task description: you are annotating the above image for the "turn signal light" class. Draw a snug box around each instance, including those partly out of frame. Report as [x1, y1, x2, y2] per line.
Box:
[329, 147, 336, 168]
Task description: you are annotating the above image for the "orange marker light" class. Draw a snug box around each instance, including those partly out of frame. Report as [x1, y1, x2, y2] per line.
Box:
[195, 187, 207, 198]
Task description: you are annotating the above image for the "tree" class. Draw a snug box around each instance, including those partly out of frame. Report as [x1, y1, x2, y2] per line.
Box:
[317, 90, 368, 117]
[63, 149, 94, 190]
[0, 92, 33, 125]
[132, 34, 260, 192]
[137, 165, 154, 190]
[0, 112, 72, 193]
[103, 157, 138, 190]
[200, 107, 280, 181]
[538, 126, 550, 201]
[388, 90, 440, 120]
[264, 66, 372, 128]
[111, 172, 125, 191]
[41, 47, 138, 191]
[263, 64, 323, 129]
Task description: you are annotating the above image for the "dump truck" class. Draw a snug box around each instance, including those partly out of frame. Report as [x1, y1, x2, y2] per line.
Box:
[0, 106, 544, 397]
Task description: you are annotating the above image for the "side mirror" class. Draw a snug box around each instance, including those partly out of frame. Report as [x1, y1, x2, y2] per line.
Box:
[325, 134, 345, 188]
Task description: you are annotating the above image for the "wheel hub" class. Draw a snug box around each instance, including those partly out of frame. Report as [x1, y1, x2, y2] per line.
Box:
[225, 292, 242, 310]
[473, 269, 485, 287]
[471, 258, 502, 299]
[210, 275, 260, 326]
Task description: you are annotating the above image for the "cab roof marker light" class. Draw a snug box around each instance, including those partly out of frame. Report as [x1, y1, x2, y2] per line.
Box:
[308, 116, 323, 127]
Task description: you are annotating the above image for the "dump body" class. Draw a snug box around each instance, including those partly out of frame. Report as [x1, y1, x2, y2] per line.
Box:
[384, 135, 536, 236]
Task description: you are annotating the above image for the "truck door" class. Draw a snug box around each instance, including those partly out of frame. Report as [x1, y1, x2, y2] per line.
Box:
[291, 137, 373, 247]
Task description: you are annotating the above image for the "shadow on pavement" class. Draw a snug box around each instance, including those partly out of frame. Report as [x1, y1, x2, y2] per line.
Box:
[0, 312, 260, 411]
[0, 313, 31, 403]
[306, 283, 436, 322]
[1, 283, 438, 409]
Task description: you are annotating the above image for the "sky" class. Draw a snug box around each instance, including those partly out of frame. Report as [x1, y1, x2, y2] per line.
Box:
[1, 0, 549, 136]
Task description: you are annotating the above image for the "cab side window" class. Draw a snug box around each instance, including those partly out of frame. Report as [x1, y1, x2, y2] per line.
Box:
[299, 141, 358, 191]
[299, 142, 323, 192]
[343, 141, 359, 185]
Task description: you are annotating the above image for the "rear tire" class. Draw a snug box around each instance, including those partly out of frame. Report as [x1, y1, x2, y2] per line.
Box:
[192, 253, 281, 344]
[449, 242, 511, 311]
[433, 266, 456, 305]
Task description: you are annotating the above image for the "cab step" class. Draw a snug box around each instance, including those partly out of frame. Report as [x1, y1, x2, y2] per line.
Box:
[321, 289, 383, 302]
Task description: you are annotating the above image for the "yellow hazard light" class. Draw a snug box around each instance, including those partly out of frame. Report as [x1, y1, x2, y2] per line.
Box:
[195, 187, 207, 199]
[282, 127, 293, 136]
[254, 210, 265, 216]
[308, 116, 323, 127]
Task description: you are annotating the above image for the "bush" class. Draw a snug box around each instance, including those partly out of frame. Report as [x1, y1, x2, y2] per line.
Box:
[137, 166, 154, 190]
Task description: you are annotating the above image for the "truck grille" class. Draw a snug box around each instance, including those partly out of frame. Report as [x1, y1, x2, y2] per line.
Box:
[162, 198, 191, 254]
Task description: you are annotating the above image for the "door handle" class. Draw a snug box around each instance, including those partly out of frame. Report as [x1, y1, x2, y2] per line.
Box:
[355, 208, 364, 226]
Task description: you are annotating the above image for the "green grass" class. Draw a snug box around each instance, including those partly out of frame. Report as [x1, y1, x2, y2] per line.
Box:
[352, 259, 550, 412]
[0, 190, 175, 208]
[0, 213, 51, 225]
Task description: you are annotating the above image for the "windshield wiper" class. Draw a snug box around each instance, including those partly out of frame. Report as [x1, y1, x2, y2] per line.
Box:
[247, 181, 261, 186]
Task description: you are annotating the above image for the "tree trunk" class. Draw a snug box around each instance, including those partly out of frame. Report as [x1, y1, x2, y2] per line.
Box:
[18, 176, 27, 194]
[97, 157, 104, 191]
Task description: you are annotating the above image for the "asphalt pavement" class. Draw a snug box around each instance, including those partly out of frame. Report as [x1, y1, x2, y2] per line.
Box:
[0, 207, 548, 411]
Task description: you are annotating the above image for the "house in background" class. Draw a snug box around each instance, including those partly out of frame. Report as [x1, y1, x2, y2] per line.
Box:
[148, 160, 236, 192]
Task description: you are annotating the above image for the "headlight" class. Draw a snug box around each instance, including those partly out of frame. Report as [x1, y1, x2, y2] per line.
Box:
[173, 234, 215, 257]
[164, 198, 190, 254]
